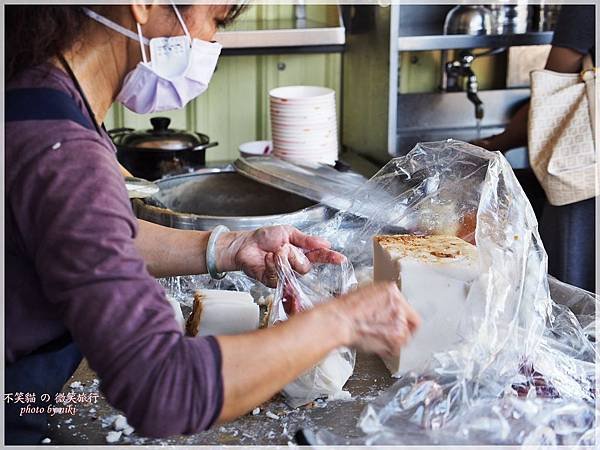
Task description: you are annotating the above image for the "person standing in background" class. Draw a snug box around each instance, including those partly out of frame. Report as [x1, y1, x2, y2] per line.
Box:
[475, 5, 596, 293]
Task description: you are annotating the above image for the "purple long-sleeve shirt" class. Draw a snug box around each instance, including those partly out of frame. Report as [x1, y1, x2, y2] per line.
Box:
[6, 64, 223, 436]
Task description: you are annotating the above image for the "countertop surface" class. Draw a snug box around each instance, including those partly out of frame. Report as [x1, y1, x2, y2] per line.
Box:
[48, 352, 395, 445]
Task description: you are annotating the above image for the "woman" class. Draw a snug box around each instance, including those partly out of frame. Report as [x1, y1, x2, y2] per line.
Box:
[5, 3, 420, 444]
[475, 5, 596, 293]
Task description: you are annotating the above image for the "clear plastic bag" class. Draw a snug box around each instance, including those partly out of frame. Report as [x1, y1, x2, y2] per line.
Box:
[159, 140, 596, 444]
[296, 140, 597, 445]
[268, 255, 358, 407]
[159, 271, 269, 308]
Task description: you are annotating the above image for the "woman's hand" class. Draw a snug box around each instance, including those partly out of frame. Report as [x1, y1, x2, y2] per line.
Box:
[326, 281, 421, 357]
[217, 225, 346, 287]
[216, 280, 420, 422]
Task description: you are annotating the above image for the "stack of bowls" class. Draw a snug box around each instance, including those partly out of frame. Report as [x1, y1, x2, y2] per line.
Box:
[269, 86, 338, 165]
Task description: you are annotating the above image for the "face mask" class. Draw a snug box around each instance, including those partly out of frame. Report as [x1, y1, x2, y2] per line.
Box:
[83, 4, 222, 114]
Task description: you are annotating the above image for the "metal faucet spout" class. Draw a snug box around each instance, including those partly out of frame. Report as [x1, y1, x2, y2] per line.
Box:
[465, 65, 484, 120]
[445, 51, 485, 121]
[467, 91, 484, 120]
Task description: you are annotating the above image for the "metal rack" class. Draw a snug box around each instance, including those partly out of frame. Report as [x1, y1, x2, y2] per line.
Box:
[398, 29, 553, 52]
[341, 4, 555, 163]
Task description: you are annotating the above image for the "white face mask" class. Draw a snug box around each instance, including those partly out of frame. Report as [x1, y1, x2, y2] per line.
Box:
[83, 4, 222, 114]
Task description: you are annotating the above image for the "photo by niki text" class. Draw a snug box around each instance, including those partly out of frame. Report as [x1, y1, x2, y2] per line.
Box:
[4, 391, 99, 416]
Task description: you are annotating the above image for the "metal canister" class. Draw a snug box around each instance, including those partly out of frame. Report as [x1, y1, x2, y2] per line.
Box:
[488, 1, 529, 34]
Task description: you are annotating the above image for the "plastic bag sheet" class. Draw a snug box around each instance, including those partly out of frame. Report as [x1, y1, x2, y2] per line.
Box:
[268, 256, 358, 407]
[294, 140, 597, 445]
[159, 261, 359, 408]
[159, 271, 269, 308]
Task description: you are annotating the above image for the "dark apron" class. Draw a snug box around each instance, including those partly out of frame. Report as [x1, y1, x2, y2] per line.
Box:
[5, 87, 94, 444]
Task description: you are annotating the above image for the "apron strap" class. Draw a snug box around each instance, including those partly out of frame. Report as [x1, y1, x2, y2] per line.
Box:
[5, 88, 94, 130]
[5, 87, 89, 443]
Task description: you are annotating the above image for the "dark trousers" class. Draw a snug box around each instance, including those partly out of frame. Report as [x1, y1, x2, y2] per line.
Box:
[5, 338, 82, 444]
[539, 197, 596, 293]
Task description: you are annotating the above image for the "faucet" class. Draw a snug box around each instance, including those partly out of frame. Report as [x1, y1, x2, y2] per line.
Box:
[466, 72, 484, 120]
[445, 51, 484, 121]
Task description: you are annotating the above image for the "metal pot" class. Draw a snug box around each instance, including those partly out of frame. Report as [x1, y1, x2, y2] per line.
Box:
[109, 117, 218, 181]
[444, 5, 493, 35]
[133, 167, 332, 231]
[488, 2, 529, 34]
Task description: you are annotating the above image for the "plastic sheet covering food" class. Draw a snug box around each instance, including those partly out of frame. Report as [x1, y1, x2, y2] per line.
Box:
[301, 140, 597, 446]
[268, 256, 358, 407]
[158, 140, 596, 445]
[159, 271, 268, 308]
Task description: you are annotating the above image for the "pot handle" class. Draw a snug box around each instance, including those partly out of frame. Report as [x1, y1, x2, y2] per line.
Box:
[108, 127, 135, 141]
[192, 141, 219, 152]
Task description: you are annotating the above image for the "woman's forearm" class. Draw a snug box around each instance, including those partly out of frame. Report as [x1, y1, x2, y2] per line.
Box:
[215, 301, 349, 422]
[135, 220, 211, 277]
[495, 101, 530, 152]
[135, 220, 242, 278]
[475, 47, 585, 154]
[472, 101, 530, 153]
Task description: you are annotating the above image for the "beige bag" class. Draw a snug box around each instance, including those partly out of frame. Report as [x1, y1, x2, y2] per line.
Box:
[528, 55, 598, 206]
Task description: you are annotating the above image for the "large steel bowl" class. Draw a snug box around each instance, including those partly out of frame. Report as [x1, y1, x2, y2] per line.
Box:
[133, 167, 331, 231]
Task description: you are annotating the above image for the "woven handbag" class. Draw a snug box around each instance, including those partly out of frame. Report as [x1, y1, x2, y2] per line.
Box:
[528, 55, 598, 206]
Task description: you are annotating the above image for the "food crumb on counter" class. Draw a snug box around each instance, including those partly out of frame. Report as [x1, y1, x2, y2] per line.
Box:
[41, 437, 51, 444]
[327, 390, 352, 401]
[251, 407, 260, 416]
[113, 415, 129, 431]
[265, 411, 280, 420]
[105, 430, 122, 443]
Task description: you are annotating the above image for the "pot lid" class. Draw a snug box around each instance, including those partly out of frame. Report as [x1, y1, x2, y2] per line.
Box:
[112, 117, 209, 150]
[233, 156, 369, 212]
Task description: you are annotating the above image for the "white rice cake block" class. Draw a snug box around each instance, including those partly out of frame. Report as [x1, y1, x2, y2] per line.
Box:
[373, 235, 480, 376]
[197, 289, 260, 336]
[166, 295, 186, 332]
[283, 348, 354, 406]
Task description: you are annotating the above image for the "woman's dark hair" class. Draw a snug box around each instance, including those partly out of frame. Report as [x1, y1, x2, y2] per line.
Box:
[6, 6, 88, 81]
[220, 3, 248, 27]
[5, 4, 248, 82]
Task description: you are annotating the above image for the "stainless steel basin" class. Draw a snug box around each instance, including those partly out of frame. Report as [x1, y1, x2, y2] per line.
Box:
[133, 167, 331, 231]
